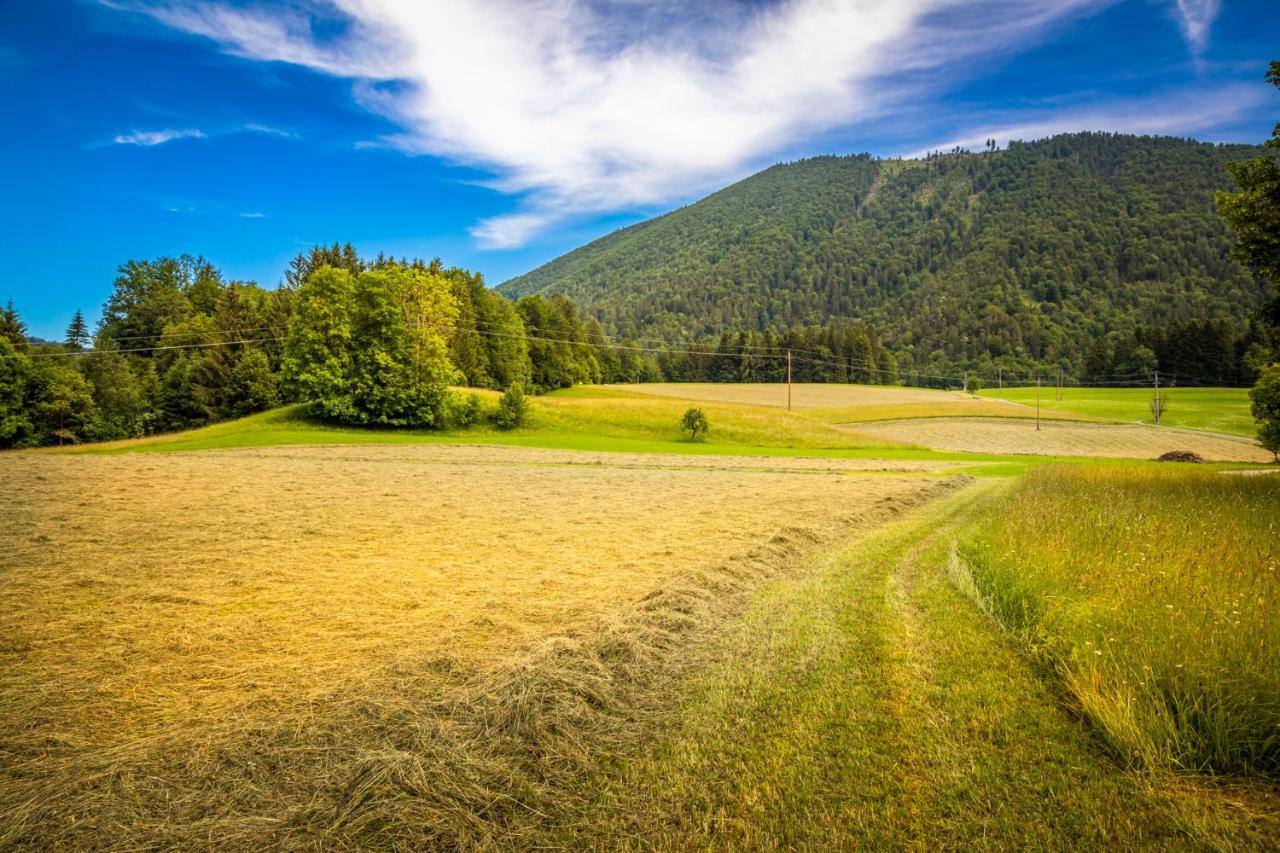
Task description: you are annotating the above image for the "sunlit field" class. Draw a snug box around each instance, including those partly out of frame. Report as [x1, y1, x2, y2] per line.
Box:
[854, 416, 1272, 462]
[612, 381, 1090, 423]
[958, 466, 1280, 775]
[0, 444, 956, 848]
[981, 386, 1258, 436]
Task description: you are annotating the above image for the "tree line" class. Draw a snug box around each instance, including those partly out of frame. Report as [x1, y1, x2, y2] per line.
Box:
[0, 244, 901, 447]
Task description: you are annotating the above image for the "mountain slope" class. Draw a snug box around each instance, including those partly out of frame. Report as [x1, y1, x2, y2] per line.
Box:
[499, 134, 1270, 376]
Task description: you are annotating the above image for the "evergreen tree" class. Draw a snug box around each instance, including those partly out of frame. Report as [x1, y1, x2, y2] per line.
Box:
[1, 301, 27, 350]
[65, 310, 90, 351]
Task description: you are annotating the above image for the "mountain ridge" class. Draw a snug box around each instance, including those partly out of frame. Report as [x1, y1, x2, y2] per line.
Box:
[499, 133, 1271, 377]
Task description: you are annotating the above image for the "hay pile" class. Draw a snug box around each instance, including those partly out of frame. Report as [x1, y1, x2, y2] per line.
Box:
[1156, 450, 1206, 463]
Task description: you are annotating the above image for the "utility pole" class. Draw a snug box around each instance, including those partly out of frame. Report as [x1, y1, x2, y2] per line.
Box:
[963, 370, 968, 395]
[1036, 375, 1041, 431]
[787, 349, 792, 412]
[1153, 369, 1161, 425]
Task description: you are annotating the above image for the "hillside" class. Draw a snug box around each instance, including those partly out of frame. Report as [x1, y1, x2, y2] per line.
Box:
[500, 133, 1271, 377]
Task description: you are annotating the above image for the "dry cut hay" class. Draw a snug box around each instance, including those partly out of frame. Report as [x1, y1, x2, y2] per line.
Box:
[0, 444, 965, 849]
[852, 417, 1272, 462]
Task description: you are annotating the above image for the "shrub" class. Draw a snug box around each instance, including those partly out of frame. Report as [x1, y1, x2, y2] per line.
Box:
[494, 383, 529, 430]
[1250, 364, 1280, 462]
[681, 407, 709, 441]
[450, 393, 485, 428]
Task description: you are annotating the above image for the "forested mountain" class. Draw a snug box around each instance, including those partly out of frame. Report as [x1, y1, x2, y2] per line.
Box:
[501, 133, 1275, 381]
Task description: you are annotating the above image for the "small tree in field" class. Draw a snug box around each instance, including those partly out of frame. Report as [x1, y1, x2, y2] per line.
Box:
[494, 383, 529, 430]
[681, 407, 709, 441]
[1250, 364, 1280, 462]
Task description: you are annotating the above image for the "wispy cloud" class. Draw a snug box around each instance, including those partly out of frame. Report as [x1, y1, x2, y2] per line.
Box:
[113, 127, 205, 146]
[105, 0, 1117, 248]
[905, 83, 1269, 158]
[241, 123, 297, 139]
[239, 211, 267, 218]
[1170, 0, 1221, 55]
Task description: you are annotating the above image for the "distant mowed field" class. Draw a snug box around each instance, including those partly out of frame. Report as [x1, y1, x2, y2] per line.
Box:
[0, 444, 955, 848]
[607, 382, 1086, 423]
[853, 417, 1272, 462]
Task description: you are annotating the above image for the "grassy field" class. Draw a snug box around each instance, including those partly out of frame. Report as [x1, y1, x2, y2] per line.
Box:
[0, 444, 957, 848]
[5, 383, 1279, 847]
[957, 466, 1280, 777]
[981, 386, 1258, 436]
[67, 383, 1272, 466]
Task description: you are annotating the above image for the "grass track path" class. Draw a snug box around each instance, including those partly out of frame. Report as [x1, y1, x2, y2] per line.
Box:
[551, 482, 1276, 849]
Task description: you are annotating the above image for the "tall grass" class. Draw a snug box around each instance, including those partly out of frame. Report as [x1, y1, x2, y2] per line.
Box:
[957, 466, 1280, 777]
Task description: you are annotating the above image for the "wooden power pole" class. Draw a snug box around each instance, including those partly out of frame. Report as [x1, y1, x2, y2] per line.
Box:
[1036, 375, 1041, 431]
[787, 350, 792, 412]
[1153, 370, 1161, 425]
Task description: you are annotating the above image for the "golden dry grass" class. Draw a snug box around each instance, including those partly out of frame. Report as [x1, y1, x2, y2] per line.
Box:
[0, 443, 960, 848]
[851, 417, 1273, 462]
[610, 382, 966, 409]
[606, 382, 1090, 423]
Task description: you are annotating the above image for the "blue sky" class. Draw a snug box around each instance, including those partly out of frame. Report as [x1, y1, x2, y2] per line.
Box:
[2, 0, 1278, 340]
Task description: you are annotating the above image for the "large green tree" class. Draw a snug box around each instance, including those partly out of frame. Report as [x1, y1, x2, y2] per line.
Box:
[28, 357, 97, 445]
[1216, 61, 1280, 445]
[1217, 61, 1280, 319]
[0, 335, 33, 446]
[346, 266, 459, 426]
[282, 266, 358, 421]
[284, 264, 459, 427]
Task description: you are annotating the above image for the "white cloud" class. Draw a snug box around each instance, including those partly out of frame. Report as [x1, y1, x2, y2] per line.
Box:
[241, 123, 297, 139]
[905, 83, 1269, 158]
[1171, 0, 1221, 55]
[113, 127, 205, 146]
[239, 211, 267, 218]
[110, 0, 1115, 246]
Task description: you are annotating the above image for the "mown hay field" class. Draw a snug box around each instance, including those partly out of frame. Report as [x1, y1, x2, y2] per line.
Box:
[852, 416, 1272, 462]
[0, 443, 958, 848]
[607, 381, 1090, 423]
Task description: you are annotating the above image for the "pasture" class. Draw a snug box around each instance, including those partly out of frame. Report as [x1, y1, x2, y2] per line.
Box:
[981, 385, 1258, 436]
[3, 383, 1278, 848]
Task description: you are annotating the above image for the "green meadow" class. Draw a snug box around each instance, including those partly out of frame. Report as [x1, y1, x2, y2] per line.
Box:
[982, 385, 1257, 436]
